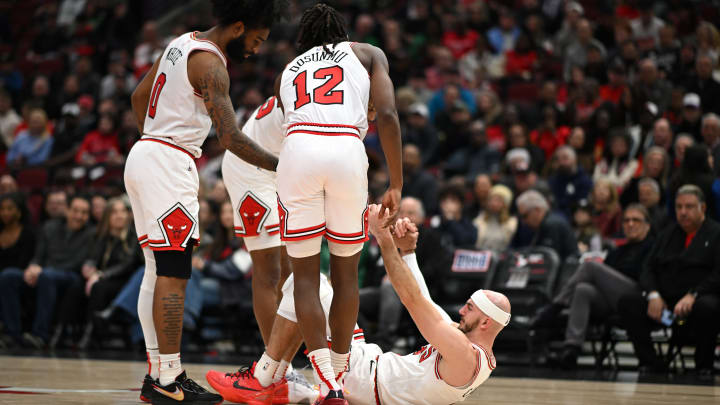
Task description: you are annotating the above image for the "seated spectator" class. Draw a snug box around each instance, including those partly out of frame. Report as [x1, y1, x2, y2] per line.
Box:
[486, 8, 520, 55]
[192, 201, 249, 326]
[45, 103, 85, 167]
[432, 186, 476, 249]
[572, 199, 602, 254]
[673, 133, 695, 167]
[566, 127, 594, 173]
[66, 198, 142, 348]
[512, 189, 578, 261]
[90, 194, 107, 225]
[473, 184, 517, 251]
[0, 89, 21, 149]
[530, 106, 570, 162]
[0, 195, 93, 348]
[548, 146, 593, 218]
[75, 114, 124, 167]
[536, 204, 654, 368]
[402, 144, 438, 215]
[637, 177, 671, 232]
[618, 185, 720, 376]
[590, 180, 623, 238]
[621, 146, 669, 207]
[467, 173, 491, 218]
[675, 93, 702, 140]
[0, 193, 36, 274]
[443, 120, 500, 181]
[0, 174, 18, 194]
[402, 103, 438, 165]
[645, 118, 674, 156]
[593, 130, 638, 192]
[504, 32, 537, 79]
[7, 108, 53, 167]
[700, 113, 720, 176]
[506, 124, 545, 173]
[685, 54, 720, 115]
[668, 144, 717, 220]
[42, 190, 68, 222]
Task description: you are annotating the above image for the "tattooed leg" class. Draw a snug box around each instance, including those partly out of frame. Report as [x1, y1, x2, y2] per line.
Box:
[153, 276, 188, 354]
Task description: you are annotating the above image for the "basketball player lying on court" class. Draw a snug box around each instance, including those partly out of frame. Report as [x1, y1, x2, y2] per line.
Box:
[206, 204, 511, 405]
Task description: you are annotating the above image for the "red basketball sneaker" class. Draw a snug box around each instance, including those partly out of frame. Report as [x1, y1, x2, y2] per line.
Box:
[205, 364, 272, 405]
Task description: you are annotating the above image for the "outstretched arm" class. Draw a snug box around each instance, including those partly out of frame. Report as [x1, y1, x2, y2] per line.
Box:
[369, 205, 474, 365]
[354, 44, 402, 226]
[188, 52, 278, 171]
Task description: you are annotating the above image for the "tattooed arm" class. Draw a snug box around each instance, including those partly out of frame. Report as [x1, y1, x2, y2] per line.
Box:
[187, 51, 278, 171]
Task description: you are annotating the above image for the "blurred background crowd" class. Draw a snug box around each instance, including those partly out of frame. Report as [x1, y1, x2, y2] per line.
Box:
[0, 0, 719, 376]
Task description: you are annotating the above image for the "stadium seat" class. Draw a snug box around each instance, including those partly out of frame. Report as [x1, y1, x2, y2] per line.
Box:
[16, 168, 48, 191]
[438, 249, 498, 318]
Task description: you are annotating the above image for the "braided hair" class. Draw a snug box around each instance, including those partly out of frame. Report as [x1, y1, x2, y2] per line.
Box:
[296, 3, 349, 54]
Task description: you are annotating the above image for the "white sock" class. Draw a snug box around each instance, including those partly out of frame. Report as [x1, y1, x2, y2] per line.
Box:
[330, 350, 350, 384]
[147, 348, 160, 379]
[273, 360, 291, 383]
[254, 352, 279, 387]
[158, 353, 182, 386]
[308, 348, 340, 395]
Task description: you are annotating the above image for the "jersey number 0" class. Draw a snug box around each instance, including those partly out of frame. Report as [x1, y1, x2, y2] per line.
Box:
[293, 66, 344, 109]
[148, 73, 167, 119]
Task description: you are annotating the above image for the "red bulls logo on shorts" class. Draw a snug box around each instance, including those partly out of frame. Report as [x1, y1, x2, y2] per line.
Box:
[235, 192, 270, 237]
[154, 203, 197, 251]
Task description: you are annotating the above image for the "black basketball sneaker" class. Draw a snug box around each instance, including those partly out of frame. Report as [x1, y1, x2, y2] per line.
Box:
[151, 371, 224, 404]
[140, 374, 154, 402]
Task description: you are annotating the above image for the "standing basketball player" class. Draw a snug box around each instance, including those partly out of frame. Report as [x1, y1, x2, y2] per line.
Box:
[221, 96, 290, 346]
[271, 4, 402, 404]
[213, 207, 510, 404]
[125, 1, 282, 403]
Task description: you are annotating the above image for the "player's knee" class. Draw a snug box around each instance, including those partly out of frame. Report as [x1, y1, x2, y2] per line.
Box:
[153, 242, 195, 280]
[328, 241, 363, 257]
[285, 237, 322, 258]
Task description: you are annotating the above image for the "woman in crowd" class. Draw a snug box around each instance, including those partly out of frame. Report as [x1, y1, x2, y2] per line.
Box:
[61, 197, 141, 348]
[621, 146, 669, 206]
[590, 180, 623, 238]
[0, 192, 36, 275]
[593, 130, 639, 192]
[473, 184, 517, 251]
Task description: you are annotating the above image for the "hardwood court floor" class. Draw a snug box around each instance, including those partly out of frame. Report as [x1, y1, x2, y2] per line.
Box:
[0, 356, 718, 404]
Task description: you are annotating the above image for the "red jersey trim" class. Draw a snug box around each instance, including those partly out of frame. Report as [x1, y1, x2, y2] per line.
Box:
[190, 32, 227, 66]
[139, 138, 195, 159]
[373, 355, 382, 405]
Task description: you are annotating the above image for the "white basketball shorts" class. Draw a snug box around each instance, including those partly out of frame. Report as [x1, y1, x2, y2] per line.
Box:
[221, 150, 281, 252]
[125, 138, 200, 251]
[276, 132, 369, 258]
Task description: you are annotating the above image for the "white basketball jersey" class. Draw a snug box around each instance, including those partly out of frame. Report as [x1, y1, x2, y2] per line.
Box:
[376, 344, 495, 404]
[240, 96, 285, 156]
[142, 32, 227, 158]
[278, 42, 370, 139]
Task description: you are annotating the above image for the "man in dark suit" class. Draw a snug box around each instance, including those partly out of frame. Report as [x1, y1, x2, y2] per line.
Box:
[618, 185, 720, 376]
[512, 189, 578, 261]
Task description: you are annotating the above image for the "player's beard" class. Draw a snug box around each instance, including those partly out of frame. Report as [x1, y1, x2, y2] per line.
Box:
[226, 33, 248, 63]
[458, 317, 479, 334]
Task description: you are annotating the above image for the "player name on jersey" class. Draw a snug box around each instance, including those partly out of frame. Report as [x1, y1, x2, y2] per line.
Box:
[288, 49, 350, 72]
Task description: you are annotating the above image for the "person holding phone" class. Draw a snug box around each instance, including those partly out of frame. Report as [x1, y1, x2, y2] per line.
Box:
[618, 185, 720, 377]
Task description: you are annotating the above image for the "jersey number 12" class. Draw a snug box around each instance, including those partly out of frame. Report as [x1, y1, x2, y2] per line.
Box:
[293, 66, 344, 109]
[148, 73, 167, 119]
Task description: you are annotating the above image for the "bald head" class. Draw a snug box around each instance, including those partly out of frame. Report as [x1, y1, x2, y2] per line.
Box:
[484, 290, 511, 317]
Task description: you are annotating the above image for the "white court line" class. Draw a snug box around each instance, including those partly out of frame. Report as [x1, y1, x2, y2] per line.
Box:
[0, 387, 137, 393]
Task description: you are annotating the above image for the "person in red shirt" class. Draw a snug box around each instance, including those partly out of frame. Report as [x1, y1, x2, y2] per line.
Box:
[75, 114, 123, 166]
[504, 33, 538, 78]
[530, 106, 570, 161]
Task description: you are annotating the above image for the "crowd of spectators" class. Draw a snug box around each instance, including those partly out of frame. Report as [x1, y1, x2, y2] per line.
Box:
[0, 0, 719, 375]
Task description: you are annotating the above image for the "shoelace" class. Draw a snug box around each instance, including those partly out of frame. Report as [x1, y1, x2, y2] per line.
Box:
[181, 377, 210, 393]
[226, 366, 253, 380]
[286, 371, 313, 388]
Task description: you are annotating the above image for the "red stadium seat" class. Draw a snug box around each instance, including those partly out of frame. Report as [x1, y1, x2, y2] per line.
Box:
[16, 168, 48, 191]
[507, 82, 539, 103]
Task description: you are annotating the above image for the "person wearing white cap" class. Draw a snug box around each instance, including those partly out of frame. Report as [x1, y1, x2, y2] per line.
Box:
[212, 204, 510, 405]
